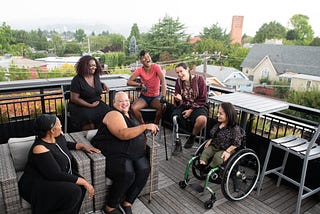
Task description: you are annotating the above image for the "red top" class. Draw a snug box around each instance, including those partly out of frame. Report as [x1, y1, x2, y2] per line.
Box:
[134, 64, 162, 97]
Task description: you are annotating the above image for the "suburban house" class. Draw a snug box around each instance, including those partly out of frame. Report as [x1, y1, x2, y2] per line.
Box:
[241, 44, 320, 91]
[0, 55, 47, 80]
[35, 56, 81, 70]
[196, 64, 253, 92]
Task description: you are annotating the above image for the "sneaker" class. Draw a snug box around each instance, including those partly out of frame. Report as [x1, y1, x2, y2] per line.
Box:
[172, 139, 182, 156]
[184, 135, 195, 149]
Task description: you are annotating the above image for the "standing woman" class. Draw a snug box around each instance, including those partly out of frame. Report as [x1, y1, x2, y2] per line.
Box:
[172, 62, 208, 149]
[70, 55, 110, 131]
[18, 114, 100, 214]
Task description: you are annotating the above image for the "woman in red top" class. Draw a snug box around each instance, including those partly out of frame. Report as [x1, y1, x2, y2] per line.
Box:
[127, 50, 167, 125]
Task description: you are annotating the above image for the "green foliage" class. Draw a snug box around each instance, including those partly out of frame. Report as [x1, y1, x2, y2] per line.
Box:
[64, 41, 82, 55]
[8, 64, 31, 81]
[285, 88, 320, 122]
[200, 23, 230, 45]
[260, 77, 271, 85]
[309, 37, 320, 46]
[75, 29, 86, 43]
[253, 21, 286, 43]
[289, 14, 314, 45]
[273, 80, 290, 99]
[8, 43, 31, 56]
[0, 67, 7, 82]
[29, 29, 48, 50]
[104, 52, 126, 68]
[140, 15, 191, 61]
[110, 66, 132, 75]
[0, 22, 14, 54]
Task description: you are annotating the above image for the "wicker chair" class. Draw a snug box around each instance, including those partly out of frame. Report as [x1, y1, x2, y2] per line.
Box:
[69, 130, 160, 211]
[0, 134, 94, 214]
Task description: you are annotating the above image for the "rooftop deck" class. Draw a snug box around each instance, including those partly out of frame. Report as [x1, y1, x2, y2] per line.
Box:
[92, 128, 320, 214]
[0, 75, 319, 214]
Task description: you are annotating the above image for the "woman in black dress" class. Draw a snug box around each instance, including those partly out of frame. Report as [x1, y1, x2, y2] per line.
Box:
[70, 55, 110, 130]
[91, 91, 159, 214]
[18, 114, 100, 214]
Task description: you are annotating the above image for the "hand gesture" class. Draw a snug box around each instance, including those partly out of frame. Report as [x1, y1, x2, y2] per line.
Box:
[174, 94, 182, 102]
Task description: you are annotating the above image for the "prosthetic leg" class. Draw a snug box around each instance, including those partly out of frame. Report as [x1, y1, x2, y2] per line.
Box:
[172, 115, 182, 156]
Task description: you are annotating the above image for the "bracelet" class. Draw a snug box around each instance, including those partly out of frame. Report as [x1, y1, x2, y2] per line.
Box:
[225, 150, 230, 154]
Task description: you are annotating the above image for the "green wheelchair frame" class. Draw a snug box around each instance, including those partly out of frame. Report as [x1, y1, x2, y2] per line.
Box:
[179, 140, 261, 209]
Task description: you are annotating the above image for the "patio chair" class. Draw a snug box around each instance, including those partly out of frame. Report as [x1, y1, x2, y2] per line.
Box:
[257, 124, 320, 214]
[0, 134, 93, 214]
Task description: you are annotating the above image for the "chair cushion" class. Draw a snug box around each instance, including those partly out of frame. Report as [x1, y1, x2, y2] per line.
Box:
[8, 136, 35, 172]
[86, 129, 98, 141]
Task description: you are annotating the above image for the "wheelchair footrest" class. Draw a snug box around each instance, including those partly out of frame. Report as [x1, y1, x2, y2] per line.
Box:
[189, 183, 204, 193]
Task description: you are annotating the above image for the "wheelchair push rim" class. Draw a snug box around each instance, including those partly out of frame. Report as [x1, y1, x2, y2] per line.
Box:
[221, 148, 260, 201]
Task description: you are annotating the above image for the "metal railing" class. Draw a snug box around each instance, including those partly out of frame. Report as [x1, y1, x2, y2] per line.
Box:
[0, 75, 319, 144]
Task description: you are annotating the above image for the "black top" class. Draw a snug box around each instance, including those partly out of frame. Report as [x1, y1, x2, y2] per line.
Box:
[21, 134, 78, 183]
[91, 110, 146, 159]
[70, 74, 103, 104]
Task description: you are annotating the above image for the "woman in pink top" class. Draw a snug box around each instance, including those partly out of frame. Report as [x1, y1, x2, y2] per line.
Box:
[127, 50, 167, 125]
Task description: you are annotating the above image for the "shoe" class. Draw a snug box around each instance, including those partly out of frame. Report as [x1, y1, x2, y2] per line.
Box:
[172, 139, 182, 156]
[102, 207, 123, 214]
[120, 204, 133, 214]
[184, 135, 195, 149]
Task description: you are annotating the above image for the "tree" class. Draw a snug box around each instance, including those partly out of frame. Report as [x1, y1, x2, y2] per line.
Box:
[253, 21, 286, 43]
[200, 23, 229, 45]
[140, 15, 191, 61]
[75, 29, 86, 43]
[289, 14, 314, 45]
[309, 37, 320, 46]
[50, 32, 65, 56]
[0, 22, 14, 54]
[29, 29, 48, 50]
[64, 41, 82, 55]
[127, 23, 141, 55]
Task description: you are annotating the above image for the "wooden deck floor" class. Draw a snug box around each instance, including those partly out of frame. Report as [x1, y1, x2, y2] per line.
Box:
[95, 128, 320, 214]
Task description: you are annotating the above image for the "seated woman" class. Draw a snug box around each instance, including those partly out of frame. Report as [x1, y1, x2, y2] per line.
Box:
[91, 91, 159, 214]
[18, 114, 100, 214]
[199, 102, 242, 176]
[70, 55, 110, 131]
[172, 62, 208, 150]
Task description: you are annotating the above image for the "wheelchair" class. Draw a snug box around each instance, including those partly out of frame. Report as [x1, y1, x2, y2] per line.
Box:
[178, 133, 260, 209]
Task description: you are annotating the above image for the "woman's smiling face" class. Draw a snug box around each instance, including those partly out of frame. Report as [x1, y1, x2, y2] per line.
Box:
[175, 65, 189, 81]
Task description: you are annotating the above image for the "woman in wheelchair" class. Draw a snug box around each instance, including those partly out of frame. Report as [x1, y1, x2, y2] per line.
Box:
[179, 102, 260, 209]
[199, 102, 242, 180]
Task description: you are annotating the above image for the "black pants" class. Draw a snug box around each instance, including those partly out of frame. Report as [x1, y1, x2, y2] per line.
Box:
[19, 176, 86, 214]
[106, 155, 150, 208]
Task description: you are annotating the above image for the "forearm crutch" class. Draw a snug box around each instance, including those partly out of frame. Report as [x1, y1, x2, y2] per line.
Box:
[148, 133, 155, 203]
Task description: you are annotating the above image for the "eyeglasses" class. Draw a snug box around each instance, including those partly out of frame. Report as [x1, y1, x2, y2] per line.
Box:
[117, 99, 130, 104]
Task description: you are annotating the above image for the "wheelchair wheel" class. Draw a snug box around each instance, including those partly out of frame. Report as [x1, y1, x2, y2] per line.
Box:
[221, 148, 260, 201]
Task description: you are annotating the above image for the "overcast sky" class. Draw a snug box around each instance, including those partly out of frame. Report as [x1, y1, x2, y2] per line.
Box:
[1, 0, 319, 37]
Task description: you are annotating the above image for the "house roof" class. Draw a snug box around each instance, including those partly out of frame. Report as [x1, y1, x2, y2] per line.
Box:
[196, 64, 245, 82]
[0, 56, 47, 68]
[241, 44, 320, 77]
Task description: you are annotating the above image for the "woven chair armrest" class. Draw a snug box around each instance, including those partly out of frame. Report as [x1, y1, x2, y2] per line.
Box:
[0, 144, 21, 213]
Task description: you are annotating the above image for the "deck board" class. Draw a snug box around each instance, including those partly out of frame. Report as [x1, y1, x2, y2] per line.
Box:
[92, 127, 320, 214]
